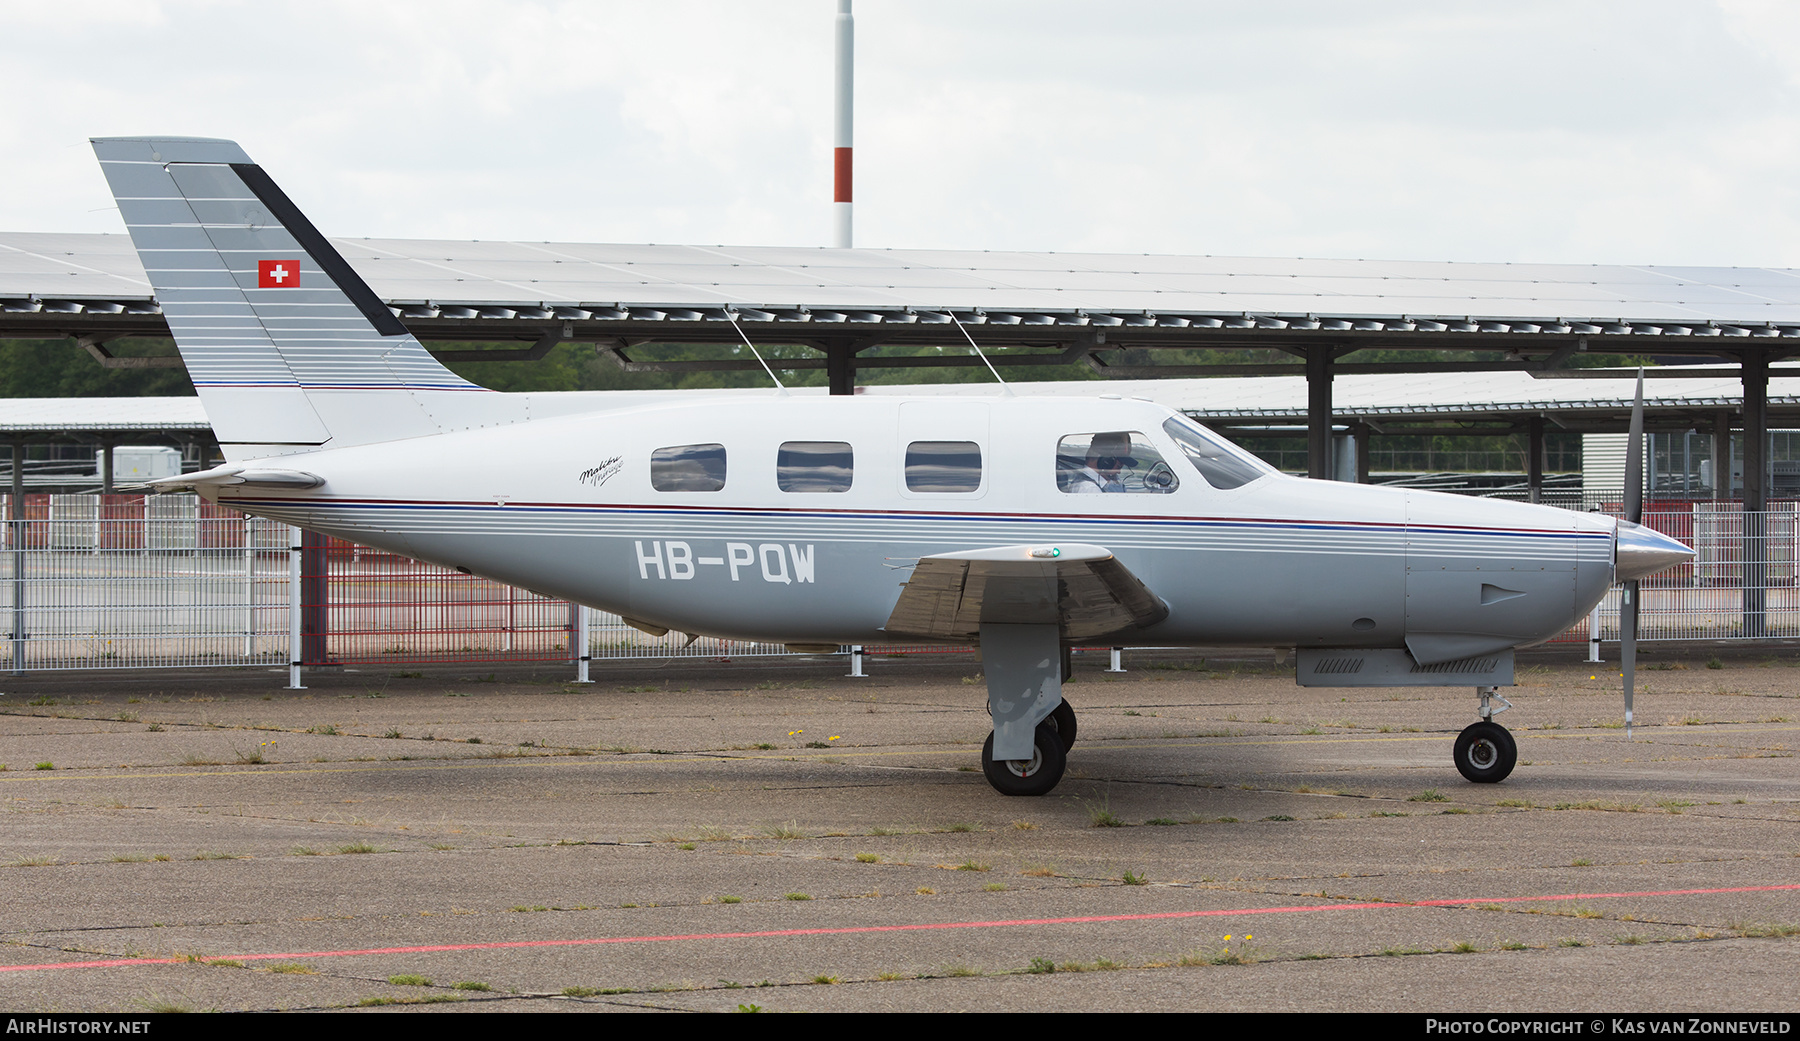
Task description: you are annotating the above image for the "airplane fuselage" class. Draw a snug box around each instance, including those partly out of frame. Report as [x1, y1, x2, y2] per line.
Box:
[206, 394, 1618, 655]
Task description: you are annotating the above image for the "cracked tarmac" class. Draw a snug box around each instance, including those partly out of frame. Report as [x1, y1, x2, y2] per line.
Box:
[0, 646, 1795, 1012]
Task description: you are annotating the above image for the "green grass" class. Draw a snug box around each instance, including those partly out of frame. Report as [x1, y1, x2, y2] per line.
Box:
[955, 860, 991, 872]
[1731, 921, 1800, 938]
[1121, 870, 1148, 886]
[1058, 956, 1126, 972]
[33, 762, 52, 771]
[1408, 789, 1449, 803]
[785, 892, 812, 901]
[388, 974, 432, 986]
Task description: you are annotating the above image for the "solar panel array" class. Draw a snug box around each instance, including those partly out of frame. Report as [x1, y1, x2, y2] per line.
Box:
[7, 231, 1800, 337]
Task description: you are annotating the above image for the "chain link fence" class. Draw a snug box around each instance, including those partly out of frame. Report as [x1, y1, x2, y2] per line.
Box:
[4, 494, 1793, 678]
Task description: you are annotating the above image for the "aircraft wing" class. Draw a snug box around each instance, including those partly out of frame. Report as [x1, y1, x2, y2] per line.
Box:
[884, 544, 1168, 642]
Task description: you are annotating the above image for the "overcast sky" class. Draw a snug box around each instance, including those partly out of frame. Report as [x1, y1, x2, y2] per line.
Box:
[5, 1, 1800, 267]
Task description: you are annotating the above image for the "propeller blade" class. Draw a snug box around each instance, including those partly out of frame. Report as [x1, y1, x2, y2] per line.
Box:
[1621, 367, 1645, 737]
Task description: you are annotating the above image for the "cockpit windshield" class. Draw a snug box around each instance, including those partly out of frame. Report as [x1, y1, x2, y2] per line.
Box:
[1161, 415, 1274, 490]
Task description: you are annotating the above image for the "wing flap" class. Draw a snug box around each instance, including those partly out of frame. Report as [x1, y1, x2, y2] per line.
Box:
[884, 544, 1168, 642]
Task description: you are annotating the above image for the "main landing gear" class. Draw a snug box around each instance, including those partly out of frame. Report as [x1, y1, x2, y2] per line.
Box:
[982, 721, 1067, 796]
[1454, 686, 1517, 783]
[977, 623, 1078, 796]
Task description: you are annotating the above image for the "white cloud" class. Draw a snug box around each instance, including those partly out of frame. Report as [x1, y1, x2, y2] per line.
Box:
[3, 0, 1798, 265]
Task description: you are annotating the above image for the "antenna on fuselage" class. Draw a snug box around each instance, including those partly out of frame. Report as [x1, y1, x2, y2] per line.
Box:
[726, 310, 789, 396]
[947, 312, 1013, 395]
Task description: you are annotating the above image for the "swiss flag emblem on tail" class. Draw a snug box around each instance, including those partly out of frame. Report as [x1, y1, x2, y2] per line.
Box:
[257, 259, 301, 288]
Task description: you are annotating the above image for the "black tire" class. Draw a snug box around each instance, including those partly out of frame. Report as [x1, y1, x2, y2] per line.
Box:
[1046, 699, 1078, 752]
[981, 722, 1068, 796]
[1061, 645, 1074, 682]
[1453, 720, 1516, 783]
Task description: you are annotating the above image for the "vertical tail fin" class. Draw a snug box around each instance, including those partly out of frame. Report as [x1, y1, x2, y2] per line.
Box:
[91, 136, 484, 460]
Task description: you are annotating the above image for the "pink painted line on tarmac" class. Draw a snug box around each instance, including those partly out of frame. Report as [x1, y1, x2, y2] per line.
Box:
[7, 883, 1795, 975]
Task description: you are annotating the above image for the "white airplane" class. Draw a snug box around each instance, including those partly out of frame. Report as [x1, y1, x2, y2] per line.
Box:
[94, 136, 1695, 796]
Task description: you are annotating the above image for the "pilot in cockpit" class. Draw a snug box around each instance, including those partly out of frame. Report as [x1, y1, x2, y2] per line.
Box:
[1069, 431, 1135, 493]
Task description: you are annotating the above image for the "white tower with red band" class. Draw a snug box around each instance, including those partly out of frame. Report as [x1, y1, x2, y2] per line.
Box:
[833, 0, 853, 248]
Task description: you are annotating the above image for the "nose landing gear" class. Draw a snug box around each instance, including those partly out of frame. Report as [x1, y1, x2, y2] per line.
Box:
[1454, 685, 1516, 783]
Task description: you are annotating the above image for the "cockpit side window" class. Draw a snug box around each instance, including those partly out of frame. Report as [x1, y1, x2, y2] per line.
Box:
[1056, 431, 1178, 494]
[905, 441, 983, 493]
[1161, 416, 1272, 490]
[778, 441, 854, 493]
[650, 443, 727, 492]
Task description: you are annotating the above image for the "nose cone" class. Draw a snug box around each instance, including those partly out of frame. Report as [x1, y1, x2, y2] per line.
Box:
[1615, 520, 1695, 582]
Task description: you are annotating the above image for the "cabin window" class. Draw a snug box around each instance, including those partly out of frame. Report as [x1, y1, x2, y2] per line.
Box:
[778, 441, 854, 493]
[650, 443, 727, 492]
[1161, 416, 1271, 490]
[905, 441, 983, 493]
[1056, 431, 1178, 494]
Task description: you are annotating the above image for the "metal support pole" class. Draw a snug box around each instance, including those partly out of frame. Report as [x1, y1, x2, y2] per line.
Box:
[572, 602, 592, 683]
[1711, 412, 1730, 501]
[286, 524, 305, 689]
[243, 514, 254, 657]
[1586, 603, 1603, 663]
[9, 444, 23, 675]
[847, 643, 866, 678]
[1353, 423, 1371, 484]
[1106, 646, 1126, 673]
[1306, 347, 1334, 480]
[1742, 352, 1768, 638]
[101, 441, 115, 495]
[300, 529, 331, 666]
[1527, 415, 1545, 504]
[827, 342, 856, 396]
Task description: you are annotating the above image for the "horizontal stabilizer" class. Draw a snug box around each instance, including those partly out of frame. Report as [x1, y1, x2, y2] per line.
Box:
[146, 463, 323, 490]
[884, 544, 1167, 642]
